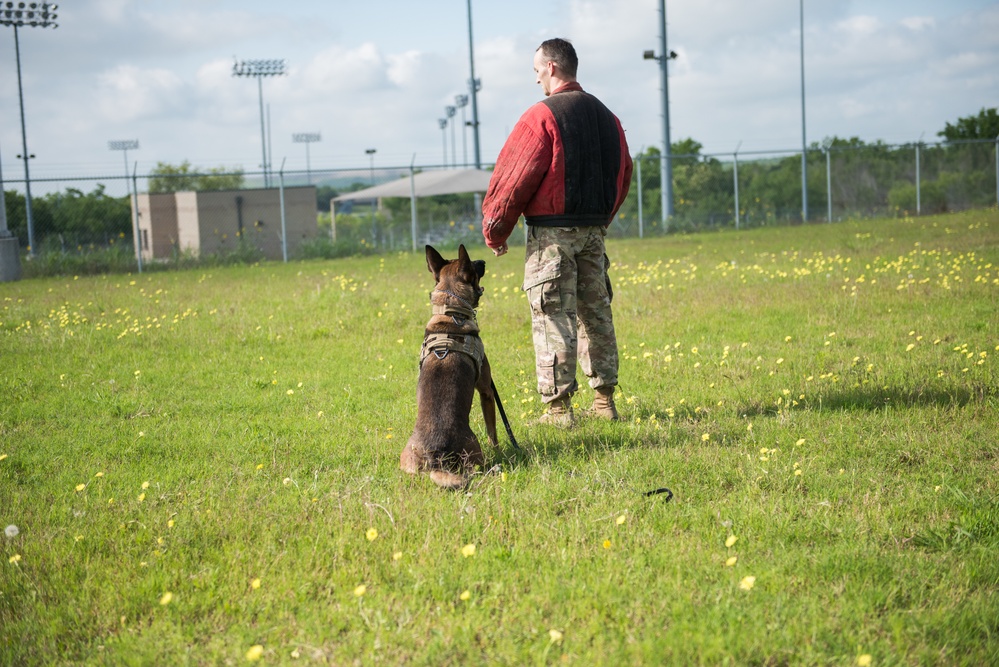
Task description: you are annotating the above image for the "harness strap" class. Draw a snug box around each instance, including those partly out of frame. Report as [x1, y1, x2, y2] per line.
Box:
[420, 331, 485, 380]
[431, 303, 479, 330]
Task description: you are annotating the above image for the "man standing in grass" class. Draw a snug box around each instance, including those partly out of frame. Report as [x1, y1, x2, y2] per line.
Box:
[481, 38, 633, 427]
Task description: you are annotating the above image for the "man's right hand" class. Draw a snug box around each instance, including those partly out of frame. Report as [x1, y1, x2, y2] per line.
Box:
[492, 243, 508, 257]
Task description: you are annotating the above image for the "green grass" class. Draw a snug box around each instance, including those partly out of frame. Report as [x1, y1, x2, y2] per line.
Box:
[1, 210, 998, 665]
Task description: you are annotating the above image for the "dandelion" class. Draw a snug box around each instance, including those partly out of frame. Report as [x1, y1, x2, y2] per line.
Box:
[616, 514, 627, 525]
[461, 543, 476, 557]
[460, 590, 471, 601]
[75, 535, 84, 542]
[739, 575, 756, 591]
[725, 556, 738, 567]
[353, 584, 366, 597]
[317, 411, 324, 418]
[75, 483, 86, 492]
[290, 648, 301, 659]
[138, 493, 146, 502]
[159, 592, 173, 605]
[255, 464, 264, 470]
[725, 535, 738, 548]
[392, 551, 403, 561]
[246, 645, 264, 661]
[167, 519, 174, 528]
[9, 554, 21, 564]
[251, 578, 261, 590]
[701, 433, 711, 442]
[366, 528, 378, 541]
[5, 525, 19, 538]
[95, 472, 104, 478]
[905, 343, 915, 352]
[602, 539, 612, 549]
[795, 438, 806, 446]
[286, 389, 294, 395]
[857, 655, 872, 667]
[141, 481, 150, 490]
[0, 454, 7, 461]
[794, 469, 803, 477]
[282, 477, 292, 486]
[549, 629, 564, 644]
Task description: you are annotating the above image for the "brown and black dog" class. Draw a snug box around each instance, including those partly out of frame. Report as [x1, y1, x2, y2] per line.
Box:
[400, 244, 498, 489]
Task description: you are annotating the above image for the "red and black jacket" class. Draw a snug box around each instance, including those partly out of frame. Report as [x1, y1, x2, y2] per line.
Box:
[482, 82, 633, 249]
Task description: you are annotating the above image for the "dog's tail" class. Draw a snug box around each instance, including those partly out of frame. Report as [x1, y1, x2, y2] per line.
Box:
[429, 470, 470, 490]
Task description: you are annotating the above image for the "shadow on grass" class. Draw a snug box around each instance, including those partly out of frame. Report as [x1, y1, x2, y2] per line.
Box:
[738, 382, 997, 417]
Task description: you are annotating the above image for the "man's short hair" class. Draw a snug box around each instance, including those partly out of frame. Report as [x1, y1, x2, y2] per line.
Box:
[537, 38, 578, 78]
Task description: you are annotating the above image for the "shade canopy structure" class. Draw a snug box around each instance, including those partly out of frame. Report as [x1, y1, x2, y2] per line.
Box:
[333, 168, 492, 202]
[330, 168, 494, 251]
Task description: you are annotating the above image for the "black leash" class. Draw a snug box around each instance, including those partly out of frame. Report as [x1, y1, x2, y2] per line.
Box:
[490, 379, 520, 450]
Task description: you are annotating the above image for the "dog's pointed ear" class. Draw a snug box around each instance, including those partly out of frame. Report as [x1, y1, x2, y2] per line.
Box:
[426, 245, 447, 281]
[471, 260, 486, 279]
[457, 244, 470, 268]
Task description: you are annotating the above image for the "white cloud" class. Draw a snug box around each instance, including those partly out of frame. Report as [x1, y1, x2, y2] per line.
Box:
[901, 16, 936, 31]
[96, 65, 185, 122]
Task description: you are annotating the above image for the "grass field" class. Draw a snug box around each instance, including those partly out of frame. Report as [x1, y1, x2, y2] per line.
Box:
[2, 210, 998, 665]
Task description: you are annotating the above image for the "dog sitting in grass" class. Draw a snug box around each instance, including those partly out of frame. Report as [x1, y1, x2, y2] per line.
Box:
[400, 245, 498, 489]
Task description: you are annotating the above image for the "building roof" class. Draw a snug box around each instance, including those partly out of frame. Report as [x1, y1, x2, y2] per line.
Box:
[332, 168, 492, 202]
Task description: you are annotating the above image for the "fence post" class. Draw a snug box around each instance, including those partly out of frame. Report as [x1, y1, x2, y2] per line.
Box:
[131, 162, 143, 273]
[330, 200, 337, 243]
[915, 142, 921, 216]
[636, 154, 643, 238]
[825, 147, 832, 223]
[733, 149, 740, 230]
[278, 158, 288, 263]
[409, 161, 418, 252]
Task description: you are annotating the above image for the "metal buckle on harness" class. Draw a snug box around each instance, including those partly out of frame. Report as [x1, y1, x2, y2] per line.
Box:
[433, 348, 449, 360]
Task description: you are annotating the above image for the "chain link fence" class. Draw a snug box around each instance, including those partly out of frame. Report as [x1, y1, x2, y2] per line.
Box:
[2, 138, 997, 275]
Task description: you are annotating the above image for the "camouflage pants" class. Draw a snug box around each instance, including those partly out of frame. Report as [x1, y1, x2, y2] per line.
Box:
[522, 225, 619, 404]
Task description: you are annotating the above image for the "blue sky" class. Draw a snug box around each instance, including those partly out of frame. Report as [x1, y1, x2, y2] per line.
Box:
[1, 0, 996, 190]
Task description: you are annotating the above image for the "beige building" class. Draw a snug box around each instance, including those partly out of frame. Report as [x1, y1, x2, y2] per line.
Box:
[135, 186, 319, 261]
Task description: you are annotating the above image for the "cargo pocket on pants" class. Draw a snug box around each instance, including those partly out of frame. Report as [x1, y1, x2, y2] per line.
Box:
[536, 348, 557, 397]
[524, 271, 562, 316]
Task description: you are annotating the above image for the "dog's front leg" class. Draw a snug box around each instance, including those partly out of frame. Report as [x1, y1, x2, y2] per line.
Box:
[477, 356, 499, 447]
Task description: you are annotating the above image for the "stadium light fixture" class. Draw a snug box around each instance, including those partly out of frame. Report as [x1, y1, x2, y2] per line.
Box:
[2, 1, 59, 256]
[292, 132, 321, 184]
[232, 58, 286, 188]
[438, 118, 448, 167]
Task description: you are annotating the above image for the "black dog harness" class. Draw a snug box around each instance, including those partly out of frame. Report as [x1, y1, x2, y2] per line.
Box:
[420, 290, 485, 380]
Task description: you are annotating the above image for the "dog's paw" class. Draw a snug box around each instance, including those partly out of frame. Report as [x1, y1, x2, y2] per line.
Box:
[429, 470, 469, 490]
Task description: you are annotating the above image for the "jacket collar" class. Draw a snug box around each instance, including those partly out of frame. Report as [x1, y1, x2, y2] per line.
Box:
[550, 81, 583, 95]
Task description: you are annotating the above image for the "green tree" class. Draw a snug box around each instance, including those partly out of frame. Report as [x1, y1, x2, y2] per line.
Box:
[938, 107, 999, 141]
[148, 161, 245, 193]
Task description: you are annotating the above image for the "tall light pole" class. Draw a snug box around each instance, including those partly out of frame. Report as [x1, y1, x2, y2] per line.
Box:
[292, 132, 321, 184]
[438, 118, 448, 167]
[799, 0, 808, 222]
[644, 0, 677, 229]
[465, 0, 482, 169]
[455, 94, 469, 167]
[108, 139, 141, 271]
[232, 58, 286, 188]
[3, 1, 58, 256]
[445, 105, 457, 169]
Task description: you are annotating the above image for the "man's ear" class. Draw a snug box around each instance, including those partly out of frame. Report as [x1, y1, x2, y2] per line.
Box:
[471, 260, 486, 279]
[426, 245, 448, 281]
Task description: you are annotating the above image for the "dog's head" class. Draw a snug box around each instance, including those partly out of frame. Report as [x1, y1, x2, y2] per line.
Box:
[426, 244, 486, 306]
